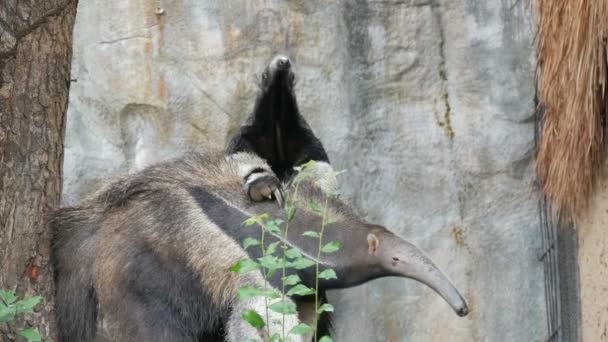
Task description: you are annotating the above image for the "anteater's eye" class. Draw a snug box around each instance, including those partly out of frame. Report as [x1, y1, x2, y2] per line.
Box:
[392, 257, 399, 262]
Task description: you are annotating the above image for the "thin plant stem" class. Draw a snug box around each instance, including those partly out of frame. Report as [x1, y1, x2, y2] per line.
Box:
[313, 195, 330, 342]
[280, 181, 301, 342]
[281, 217, 288, 340]
[260, 223, 270, 339]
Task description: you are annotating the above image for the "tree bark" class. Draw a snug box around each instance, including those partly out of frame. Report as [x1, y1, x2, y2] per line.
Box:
[0, 1, 78, 340]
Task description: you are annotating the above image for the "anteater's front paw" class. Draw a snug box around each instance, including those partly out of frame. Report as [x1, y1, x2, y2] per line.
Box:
[245, 171, 284, 208]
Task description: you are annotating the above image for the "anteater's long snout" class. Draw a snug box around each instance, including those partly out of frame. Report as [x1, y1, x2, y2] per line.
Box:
[392, 239, 469, 317]
[457, 303, 469, 317]
[276, 56, 290, 70]
[270, 55, 291, 72]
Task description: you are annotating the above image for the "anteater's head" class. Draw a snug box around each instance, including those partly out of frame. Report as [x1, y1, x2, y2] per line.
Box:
[362, 226, 469, 317]
[270, 179, 470, 318]
[260, 55, 295, 93]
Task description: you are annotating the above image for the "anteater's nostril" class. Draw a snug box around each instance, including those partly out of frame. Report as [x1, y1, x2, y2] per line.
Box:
[457, 306, 469, 317]
[277, 57, 291, 69]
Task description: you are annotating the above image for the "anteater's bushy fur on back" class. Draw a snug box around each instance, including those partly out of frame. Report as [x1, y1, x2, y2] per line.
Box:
[51, 207, 103, 341]
[50, 152, 269, 341]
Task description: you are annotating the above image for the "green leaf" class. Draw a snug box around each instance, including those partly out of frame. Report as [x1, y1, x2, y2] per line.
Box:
[325, 217, 337, 225]
[230, 259, 261, 274]
[265, 268, 278, 279]
[269, 333, 282, 342]
[242, 309, 265, 329]
[268, 300, 297, 315]
[286, 284, 316, 297]
[0, 291, 16, 305]
[243, 238, 261, 250]
[17, 329, 41, 342]
[288, 258, 316, 270]
[317, 303, 334, 313]
[243, 213, 269, 226]
[285, 248, 302, 260]
[258, 255, 281, 271]
[243, 217, 258, 226]
[290, 323, 314, 335]
[302, 231, 320, 238]
[319, 336, 333, 342]
[0, 308, 15, 323]
[245, 339, 259, 342]
[321, 241, 342, 254]
[308, 201, 322, 213]
[266, 241, 280, 255]
[266, 291, 281, 299]
[237, 286, 279, 300]
[15, 296, 42, 314]
[318, 269, 338, 280]
[266, 220, 282, 234]
[237, 286, 262, 300]
[286, 206, 296, 222]
[301, 160, 317, 169]
[282, 274, 301, 286]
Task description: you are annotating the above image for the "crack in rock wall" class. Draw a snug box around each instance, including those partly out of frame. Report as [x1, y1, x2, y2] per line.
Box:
[64, 0, 546, 341]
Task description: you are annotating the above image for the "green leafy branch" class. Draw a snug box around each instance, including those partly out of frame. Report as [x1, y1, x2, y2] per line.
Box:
[230, 161, 343, 342]
[0, 290, 42, 341]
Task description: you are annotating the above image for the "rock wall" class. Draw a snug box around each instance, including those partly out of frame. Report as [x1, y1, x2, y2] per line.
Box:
[64, 0, 547, 341]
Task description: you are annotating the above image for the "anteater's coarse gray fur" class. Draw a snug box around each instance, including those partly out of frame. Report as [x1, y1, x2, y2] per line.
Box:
[51, 152, 304, 342]
[52, 152, 469, 342]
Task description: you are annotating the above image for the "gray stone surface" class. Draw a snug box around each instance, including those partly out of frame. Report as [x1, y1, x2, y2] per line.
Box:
[64, 1, 546, 341]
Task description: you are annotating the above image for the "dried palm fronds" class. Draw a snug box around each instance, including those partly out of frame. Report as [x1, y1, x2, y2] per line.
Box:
[535, 0, 608, 219]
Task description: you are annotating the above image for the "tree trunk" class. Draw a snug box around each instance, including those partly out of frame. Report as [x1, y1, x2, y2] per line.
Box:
[0, 1, 78, 340]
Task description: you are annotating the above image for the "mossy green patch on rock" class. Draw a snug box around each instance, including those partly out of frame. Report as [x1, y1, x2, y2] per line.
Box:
[442, 92, 454, 140]
[452, 225, 466, 247]
[451, 224, 471, 253]
[435, 68, 454, 140]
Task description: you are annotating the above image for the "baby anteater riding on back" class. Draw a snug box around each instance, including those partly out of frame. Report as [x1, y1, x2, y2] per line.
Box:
[228, 55, 330, 183]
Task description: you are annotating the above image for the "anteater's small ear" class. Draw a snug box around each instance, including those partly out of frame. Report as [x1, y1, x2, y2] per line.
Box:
[367, 233, 379, 256]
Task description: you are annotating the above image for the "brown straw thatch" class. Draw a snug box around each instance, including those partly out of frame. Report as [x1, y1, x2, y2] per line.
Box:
[535, 0, 608, 219]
